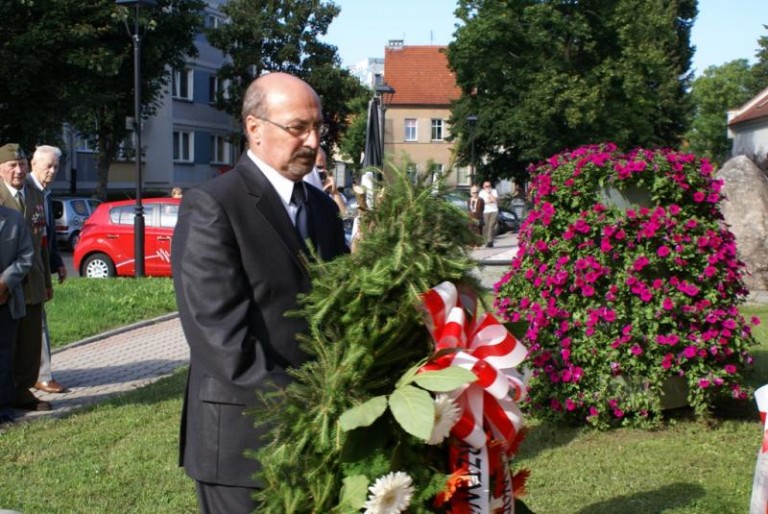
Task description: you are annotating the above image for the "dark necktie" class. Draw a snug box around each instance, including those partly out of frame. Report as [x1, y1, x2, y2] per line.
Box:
[15, 191, 25, 215]
[291, 182, 313, 248]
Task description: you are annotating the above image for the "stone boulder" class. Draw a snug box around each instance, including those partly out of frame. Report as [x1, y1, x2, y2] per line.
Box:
[717, 155, 768, 291]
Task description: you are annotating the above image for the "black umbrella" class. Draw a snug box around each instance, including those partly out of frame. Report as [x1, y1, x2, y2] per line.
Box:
[362, 96, 382, 168]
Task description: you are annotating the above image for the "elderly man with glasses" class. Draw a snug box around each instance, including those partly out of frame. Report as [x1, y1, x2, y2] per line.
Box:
[172, 72, 347, 513]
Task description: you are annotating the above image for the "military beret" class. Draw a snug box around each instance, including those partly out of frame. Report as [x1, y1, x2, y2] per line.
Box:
[0, 143, 26, 164]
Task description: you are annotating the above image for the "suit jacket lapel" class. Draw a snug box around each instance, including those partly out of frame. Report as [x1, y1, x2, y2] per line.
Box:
[233, 155, 309, 275]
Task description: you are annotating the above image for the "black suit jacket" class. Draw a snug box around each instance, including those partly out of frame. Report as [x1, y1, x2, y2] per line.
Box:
[44, 191, 63, 271]
[171, 153, 346, 487]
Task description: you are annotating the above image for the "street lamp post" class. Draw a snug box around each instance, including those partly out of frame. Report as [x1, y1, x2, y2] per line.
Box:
[374, 83, 396, 168]
[117, 0, 155, 278]
[467, 114, 478, 185]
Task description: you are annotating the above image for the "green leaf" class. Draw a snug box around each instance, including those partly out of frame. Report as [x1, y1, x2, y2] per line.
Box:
[395, 361, 427, 389]
[389, 385, 434, 440]
[339, 396, 388, 432]
[412, 367, 476, 392]
[337, 474, 369, 513]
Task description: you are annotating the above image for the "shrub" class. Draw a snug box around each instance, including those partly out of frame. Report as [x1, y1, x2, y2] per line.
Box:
[494, 143, 760, 429]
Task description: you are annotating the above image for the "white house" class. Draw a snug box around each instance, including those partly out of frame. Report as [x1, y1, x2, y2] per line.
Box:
[727, 86, 768, 168]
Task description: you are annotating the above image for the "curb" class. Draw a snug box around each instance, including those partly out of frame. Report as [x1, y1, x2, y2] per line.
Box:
[52, 312, 180, 354]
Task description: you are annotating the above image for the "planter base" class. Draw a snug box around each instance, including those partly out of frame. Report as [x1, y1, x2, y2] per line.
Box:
[661, 376, 689, 410]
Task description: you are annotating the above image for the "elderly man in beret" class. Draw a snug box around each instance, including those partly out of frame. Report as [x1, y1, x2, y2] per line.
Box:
[0, 143, 52, 412]
[0, 204, 33, 425]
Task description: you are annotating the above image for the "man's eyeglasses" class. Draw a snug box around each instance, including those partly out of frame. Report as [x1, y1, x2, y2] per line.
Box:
[259, 118, 329, 139]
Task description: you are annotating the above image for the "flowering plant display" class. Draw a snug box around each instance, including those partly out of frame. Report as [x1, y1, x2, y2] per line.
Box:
[252, 169, 533, 512]
[495, 143, 760, 429]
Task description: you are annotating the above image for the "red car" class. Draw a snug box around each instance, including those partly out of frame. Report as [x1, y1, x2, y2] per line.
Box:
[74, 198, 181, 278]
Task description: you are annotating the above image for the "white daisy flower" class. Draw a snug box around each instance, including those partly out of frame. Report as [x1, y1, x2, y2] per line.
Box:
[362, 471, 414, 514]
[427, 394, 461, 445]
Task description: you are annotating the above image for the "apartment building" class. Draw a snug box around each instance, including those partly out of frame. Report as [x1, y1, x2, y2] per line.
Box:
[54, 0, 238, 195]
[381, 41, 470, 188]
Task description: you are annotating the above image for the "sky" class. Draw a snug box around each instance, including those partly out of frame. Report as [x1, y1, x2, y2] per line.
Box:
[323, 0, 766, 77]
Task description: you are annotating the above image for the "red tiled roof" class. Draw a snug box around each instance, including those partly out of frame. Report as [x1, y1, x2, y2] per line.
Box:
[728, 86, 768, 126]
[383, 45, 461, 106]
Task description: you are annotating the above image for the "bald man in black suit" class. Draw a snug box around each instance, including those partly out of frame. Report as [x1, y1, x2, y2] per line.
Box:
[172, 73, 346, 513]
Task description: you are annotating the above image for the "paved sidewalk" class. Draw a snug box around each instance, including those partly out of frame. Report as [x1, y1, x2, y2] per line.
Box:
[13, 313, 188, 423]
[9, 237, 521, 424]
[9, 229, 766, 425]
[469, 230, 519, 289]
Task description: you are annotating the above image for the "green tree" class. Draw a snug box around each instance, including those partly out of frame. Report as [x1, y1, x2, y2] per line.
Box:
[69, 0, 204, 199]
[446, 0, 697, 183]
[0, 0, 93, 148]
[685, 60, 755, 165]
[206, 0, 364, 151]
[752, 25, 768, 90]
[336, 89, 371, 171]
[0, 0, 204, 199]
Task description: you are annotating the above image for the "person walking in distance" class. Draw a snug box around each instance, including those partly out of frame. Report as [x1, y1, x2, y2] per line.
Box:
[479, 180, 499, 247]
[172, 73, 346, 513]
[467, 184, 485, 240]
[27, 145, 67, 394]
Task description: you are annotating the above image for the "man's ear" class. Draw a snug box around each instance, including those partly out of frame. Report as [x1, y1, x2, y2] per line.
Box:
[245, 115, 261, 143]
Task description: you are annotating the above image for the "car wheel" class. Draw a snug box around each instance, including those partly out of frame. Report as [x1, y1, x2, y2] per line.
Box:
[81, 253, 116, 278]
[68, 231, 80, 250]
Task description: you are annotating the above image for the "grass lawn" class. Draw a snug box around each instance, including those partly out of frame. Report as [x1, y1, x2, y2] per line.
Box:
[1, 277, 767, 512]
[46, 277, 177, 348]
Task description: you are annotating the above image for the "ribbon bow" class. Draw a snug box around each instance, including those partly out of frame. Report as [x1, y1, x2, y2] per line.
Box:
[751, 385, 768, 514]
[420, 281, 528, 449]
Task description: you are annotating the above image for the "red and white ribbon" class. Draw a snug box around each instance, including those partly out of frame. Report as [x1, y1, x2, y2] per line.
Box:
[751, 385, 768, 514]
[421, 281, 528, 448]
[420, 282, 528, 514]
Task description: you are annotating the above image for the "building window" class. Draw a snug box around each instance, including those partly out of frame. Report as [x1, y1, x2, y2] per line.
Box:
[431, 119, 444, 141]
[210, 135, 232, 164]
[456, 166, 472, 186]
[205, 14, 223, 28]
[208, 76, 230, 103]
[172, 69, 193, 100]
[405, 119, 417, 141]
[74, 134, 96, 152]
[173, 131, 193, 162]
[116, 130, 137, 161]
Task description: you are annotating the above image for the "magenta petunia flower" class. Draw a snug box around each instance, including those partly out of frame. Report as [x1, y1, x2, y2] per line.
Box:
[632, 256, 650, 271]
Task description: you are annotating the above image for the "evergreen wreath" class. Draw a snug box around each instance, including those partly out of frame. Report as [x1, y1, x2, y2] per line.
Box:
[251, 167, 531, 513]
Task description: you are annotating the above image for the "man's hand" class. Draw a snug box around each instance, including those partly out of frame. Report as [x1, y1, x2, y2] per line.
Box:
[322, 174, 337, 195]
[46, 287, 53, 302]
[0, 280, 8, 305]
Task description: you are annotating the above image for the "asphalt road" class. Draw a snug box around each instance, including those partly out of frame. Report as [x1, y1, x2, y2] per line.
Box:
[60, 250, 77, 278]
